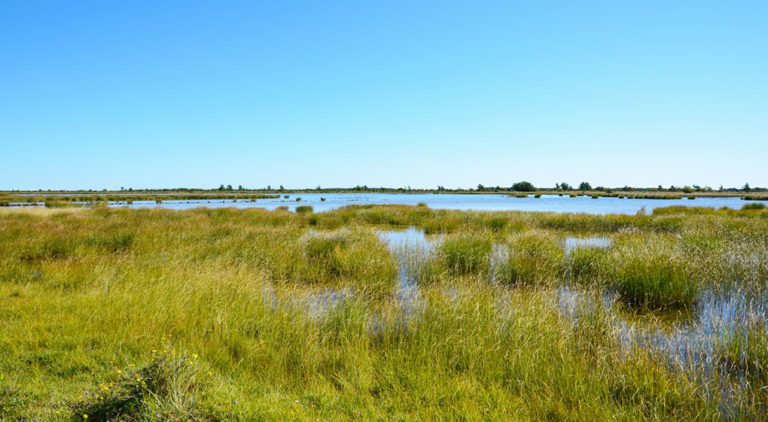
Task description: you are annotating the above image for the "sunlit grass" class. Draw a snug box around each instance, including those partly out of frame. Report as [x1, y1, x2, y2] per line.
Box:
[0, 205, 766, 420]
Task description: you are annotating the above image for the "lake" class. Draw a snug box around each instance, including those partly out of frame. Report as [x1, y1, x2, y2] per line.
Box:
[106, 193, 758, 214]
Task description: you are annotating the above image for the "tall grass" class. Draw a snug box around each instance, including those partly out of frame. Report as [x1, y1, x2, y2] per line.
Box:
[0, 206, 766, 419]
[438, 232, 492, 275]
[613, 247, 697, 311]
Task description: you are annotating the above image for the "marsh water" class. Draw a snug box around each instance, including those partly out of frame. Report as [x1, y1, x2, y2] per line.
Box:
[19, 193, 763, 215]
[376, 227, 768, 417]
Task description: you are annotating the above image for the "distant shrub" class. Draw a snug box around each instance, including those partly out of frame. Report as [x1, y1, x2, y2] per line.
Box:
[511, 181, 536, 192]
[742, 203, 766, 210]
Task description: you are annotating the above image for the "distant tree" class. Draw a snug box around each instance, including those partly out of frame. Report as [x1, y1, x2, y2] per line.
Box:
[120, 186, 125, 191]
[437, 186, 445, 191]
[218, 184, 225, 191]
[743, 183, 751, 192]
[621, 185, 632, 191]
[128, 187, 133, 192]
[554, 183, 561, 191]
[682, 186, 694, 193]
[279, 185, 285, 191]
[226, 184, 233, 191]
[267, 185, 272, 190]
[238, 185, 244, 190]
[477, 184, 485, 191]
[719, 185, 724, 191]
[578, 182, 592, 191]
[316, 185, 321, 190]
[512, 181, 536, 192]
[559, 182, 572, 191]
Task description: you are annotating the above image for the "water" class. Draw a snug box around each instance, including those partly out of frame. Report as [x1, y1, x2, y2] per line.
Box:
[489, 242, 510, 284]
[556, 286, 768, 418]
[563, 236, 613, 256]
[11, 193, 762, 215]
[306, 287, 354, 320]
[376, 227, 437, 316]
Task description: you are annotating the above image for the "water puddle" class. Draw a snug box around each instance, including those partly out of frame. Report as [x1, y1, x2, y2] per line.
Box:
[376, 228, 438, 313]
[489, 242, 510, 284]
[306, 287, 354, 320]
[563, 236, 613, 256]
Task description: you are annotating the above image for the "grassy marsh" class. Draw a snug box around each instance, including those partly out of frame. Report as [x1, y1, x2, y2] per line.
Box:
[1, 205, 767, 420]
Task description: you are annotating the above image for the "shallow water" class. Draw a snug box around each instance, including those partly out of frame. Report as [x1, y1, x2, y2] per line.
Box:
[376, 227, 437, 315]
[556, 285, 768, 418]
[563, 236, 613, 256]
[15, 193, 763, 215]
[489, 242, 510, 284]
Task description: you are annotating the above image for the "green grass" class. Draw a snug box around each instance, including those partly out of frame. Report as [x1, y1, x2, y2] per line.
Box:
[495, 231, 562, 285]
[612, 247, 697, 311]
[295, 205, 313, 213]
[438, 232, 492, 275]
[0, 206, 766, 420]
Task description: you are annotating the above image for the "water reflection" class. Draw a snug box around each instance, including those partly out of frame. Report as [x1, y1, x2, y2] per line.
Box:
[489, 242, 510, 284]
[556, 285, 768, 418]
[376, 227, 438, 316]
[563, 236, 613, 256]
[306, 287, 354, 320]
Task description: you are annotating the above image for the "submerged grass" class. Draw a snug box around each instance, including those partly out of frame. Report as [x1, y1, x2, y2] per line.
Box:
[0, 206, 767, 420]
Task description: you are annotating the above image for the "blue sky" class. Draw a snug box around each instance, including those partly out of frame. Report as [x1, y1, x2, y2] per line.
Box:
[1, 1, 766, 190]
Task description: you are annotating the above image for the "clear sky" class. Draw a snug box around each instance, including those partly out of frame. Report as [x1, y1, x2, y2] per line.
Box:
[1, 1, 766, 190]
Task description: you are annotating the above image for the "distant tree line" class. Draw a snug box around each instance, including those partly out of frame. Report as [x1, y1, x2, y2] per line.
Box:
[18, 182, 765, 194]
